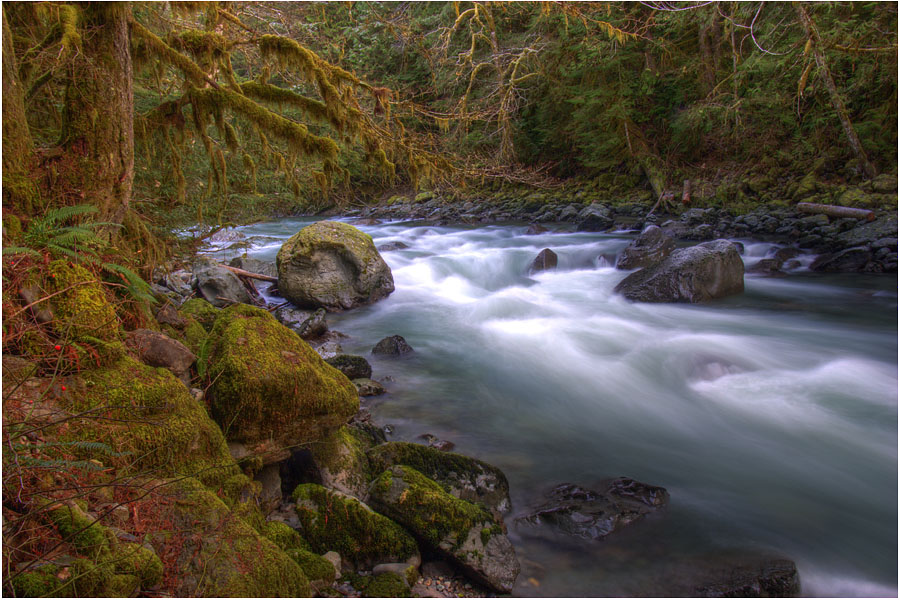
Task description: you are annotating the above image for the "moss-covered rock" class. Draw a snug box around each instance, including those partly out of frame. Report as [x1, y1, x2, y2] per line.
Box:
[67, 355, 238, 488]
[44, 260, 119, 342]
[179, 298, 219, 331]
[150, 477, 311, 597]
[286, 548, 338, 592]
[206, 303, 358, 464]
[262, 519, 312, 552]
[47, 501, 110, 558]
[275, 221, 394, 311]
[365, 571, 412, 598]
[292, 483, 419, 570]
[368, 442, 511, 516]
[310, 425, 375, 499]
[369, 466, 519, 593]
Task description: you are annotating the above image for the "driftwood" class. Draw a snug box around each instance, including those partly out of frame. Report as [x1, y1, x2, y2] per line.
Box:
[681, 180, 692, 205]
[796, 202, 875, 221]
[219, 264, 278, 282]
[647, 191, 676, 218]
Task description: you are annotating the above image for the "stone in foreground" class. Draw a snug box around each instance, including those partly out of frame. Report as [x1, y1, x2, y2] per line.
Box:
[276, 221, 394, 311]
[369, 465, 519, 593]
[372, 335, 414, 356]
[614, 239, 744, 303]
[528, 248, 558, 275]
[515, 478, 668, 541]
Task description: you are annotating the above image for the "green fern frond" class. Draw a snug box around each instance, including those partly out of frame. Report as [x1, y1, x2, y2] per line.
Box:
[2, 246, 42, 258]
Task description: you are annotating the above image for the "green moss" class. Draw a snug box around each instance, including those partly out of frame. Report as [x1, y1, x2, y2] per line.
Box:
[365, 572, 411, 598]
[2, 173, 41, 214]
[11, 564, 67, 597]
[47, 502, 110, 557]
[179, 298, 219, 331]
[181, 316, 208, 354]
[206, 303, 358, 449]
[67, 356, 238, 488]
[262, 520, 312, 552]
[292, 483, 418, 568]
[111, 542, 164, 588]
[369, 466, 495, 550]
[286, 547, 336, 584]
[45, 260, 119, 342]
[310, 425, 374, 499]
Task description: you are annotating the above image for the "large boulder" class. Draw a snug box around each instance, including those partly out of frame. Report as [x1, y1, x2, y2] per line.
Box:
[616, 225, 675, 270]
[276, 221, 394, 311]
[614, 239, 744, 303]
[193, 258, 254, 308]
[206, 304, 359, 464]
[367, 442, 511, 517]
[309, 425, 377, 499]
[292, 483, 420, 570]
[515, 479, 668, 541]
[369, 465, 519, 593]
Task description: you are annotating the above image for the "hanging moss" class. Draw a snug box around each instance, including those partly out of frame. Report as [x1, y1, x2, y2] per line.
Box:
[130, 20, 210, 85]
[239, 81, 331, 125]
[224, 121, 239, 152]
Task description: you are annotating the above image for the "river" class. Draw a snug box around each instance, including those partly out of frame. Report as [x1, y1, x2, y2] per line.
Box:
[207, 218, 897, 597]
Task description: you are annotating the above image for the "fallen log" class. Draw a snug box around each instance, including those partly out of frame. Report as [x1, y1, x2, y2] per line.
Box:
[681, 180, 692, 205]
[797, 202, 875, 221]
[219, 264, 278, 282]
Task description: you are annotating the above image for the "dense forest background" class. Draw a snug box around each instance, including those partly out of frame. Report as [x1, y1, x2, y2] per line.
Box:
[1, 1, 896, 264]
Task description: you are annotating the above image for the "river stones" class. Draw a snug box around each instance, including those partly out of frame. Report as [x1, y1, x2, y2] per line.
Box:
[276, 221, 394, 311]
[614, 239, 744, 303]
[367, 442, 511, 517]
[372, 335, 414, 356]
[529, 248, 558, 274]
[369, 465, 519, 593]
[515, 478, 668, 541]
[616, 225, 676, 270]
[378, 241, 410, 252]
[325, 354, 373, 380]
[810, 246, 874, 272]
[576, 203, 614, 232]
[124, 329, 196, 385]
[193, 258, 254, 308]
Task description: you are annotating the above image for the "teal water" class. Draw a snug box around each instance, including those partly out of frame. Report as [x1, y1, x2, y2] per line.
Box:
[208, 219, 898, 597]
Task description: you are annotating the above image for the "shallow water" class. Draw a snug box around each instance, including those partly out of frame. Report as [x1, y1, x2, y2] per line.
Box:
[210, 219, 898, 597]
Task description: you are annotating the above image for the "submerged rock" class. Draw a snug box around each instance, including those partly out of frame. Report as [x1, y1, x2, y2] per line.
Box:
[369, 465, 519, 593]
[372, 335, 414, 356]
[614, 239, 744, 303]
[666, 552, 801, 597]
[378, 241, 410, 252]
[325, 354, 373, 380]
[616, 225, 675, 270]
[529, 248, 558, 275]
[515, 478, 668, 541]
[810, 246, 873, 272]
[276, 221, 394, 311]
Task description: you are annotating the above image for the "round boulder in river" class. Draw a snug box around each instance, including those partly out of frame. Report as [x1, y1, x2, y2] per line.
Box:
[276, 221, 394, 311]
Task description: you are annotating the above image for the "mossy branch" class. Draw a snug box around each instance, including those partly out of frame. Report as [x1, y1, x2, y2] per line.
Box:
[129, 19, 218, 88]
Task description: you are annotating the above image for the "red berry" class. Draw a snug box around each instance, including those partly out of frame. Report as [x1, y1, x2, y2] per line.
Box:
[54, 345, 62, 351]
[61, 386, 67, 391]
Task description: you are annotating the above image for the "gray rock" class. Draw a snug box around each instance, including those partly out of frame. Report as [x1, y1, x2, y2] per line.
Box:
[325, 354, 373, 380]
[378, 241, 410, 252]
[296, 308, 328, 339]
[515, 478, 668, 541]
[352, 378, 386, 397]
[835, 217, 898, 248]
[686, 554, 800, 597]
[164, 272, 193, 298]
[528, 249, 558, 275]
[125, 329, 196, 385]
[810, 247, 873, 272]
[229, 256, 277, 279]
[193, 259, 254, 308]
[372, 335, 414, 356]
[614, 240, 744, 303]
[747, 258, 786, 277]
[576, 203, 613, 232]
[525, 224, 548, 235]
[276, 221, 394, 311]
[209, 229, 246, 242]
[616, 225, 675, 270]
[155, 303, 185, 328]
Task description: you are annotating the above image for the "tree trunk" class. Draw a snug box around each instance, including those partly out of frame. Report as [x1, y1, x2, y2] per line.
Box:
[59, 3, 134, 225]
[795, 3, 877, 180]
[2, 6, 32, 176]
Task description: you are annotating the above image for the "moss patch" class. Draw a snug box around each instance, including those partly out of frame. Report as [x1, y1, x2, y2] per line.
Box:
[292, 483, 418, 569]
[45, 260, 120, 342]
[206, 304, 358, 457]
[262, 519, 312, 552]
[179, 297, 219, 330]
[310, 425, 374, 499]
[365, 571, 412, 598]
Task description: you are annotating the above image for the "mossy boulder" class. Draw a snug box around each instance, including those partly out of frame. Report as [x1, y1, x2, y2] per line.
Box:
[67, 355, 238, 488]
[367, 442, 511, 517]
[44, 260, 119, 342]
[206, 304, 358, 464]
[292, 483, 420, 570]
[310, 425, 376, 499]
[276, 221, 395, 311]
[261, 520, 335, 591]
[368, 466, 519, 593]
[179, 298, 219, 331]
[148, 477, 311, 597]
[364, 572, 412, 597]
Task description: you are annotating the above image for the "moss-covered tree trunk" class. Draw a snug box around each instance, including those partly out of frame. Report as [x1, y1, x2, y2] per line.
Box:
[59, 3, 134, 225]
[3, 7, 32, 175]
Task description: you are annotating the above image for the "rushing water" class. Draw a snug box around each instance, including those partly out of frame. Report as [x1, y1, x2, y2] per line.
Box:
[208, 218, 897, 597]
